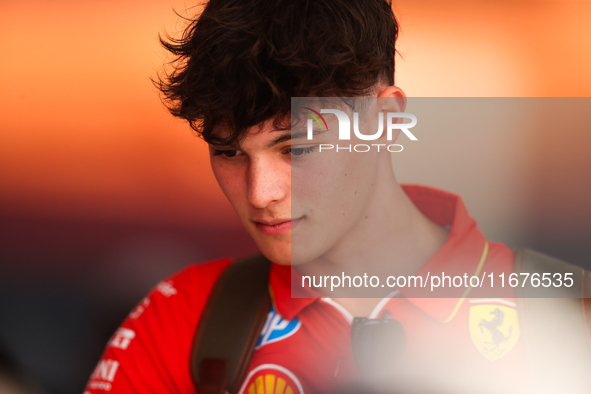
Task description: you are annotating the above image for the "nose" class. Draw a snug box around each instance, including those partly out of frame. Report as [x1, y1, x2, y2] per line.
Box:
[246, 156, 289, 209]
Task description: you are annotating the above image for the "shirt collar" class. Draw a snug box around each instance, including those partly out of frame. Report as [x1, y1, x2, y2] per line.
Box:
[399, 185, 488, 322]
[268, 184, 488, 322]
[269, 263, 318, 321]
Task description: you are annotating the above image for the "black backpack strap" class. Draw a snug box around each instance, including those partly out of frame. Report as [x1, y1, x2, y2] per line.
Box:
[514, 248, 591, 392]
[191, 254, 272, 394]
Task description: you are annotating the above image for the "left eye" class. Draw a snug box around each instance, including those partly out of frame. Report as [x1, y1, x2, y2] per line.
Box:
[289, 147, 315, 156]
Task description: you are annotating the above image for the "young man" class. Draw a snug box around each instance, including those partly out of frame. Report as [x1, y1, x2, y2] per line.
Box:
[85, 1, 591, 393]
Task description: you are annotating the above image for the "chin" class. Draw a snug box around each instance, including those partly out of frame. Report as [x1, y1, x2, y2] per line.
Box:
[254, 236, 292, 265]
[290, 248, 321, 267]
[258, 241, 322, 266]
[260, 248, 291, 265]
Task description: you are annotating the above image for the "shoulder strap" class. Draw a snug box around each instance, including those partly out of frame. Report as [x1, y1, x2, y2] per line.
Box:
[191, 254, 272, 394]
[514, 248, 591, 392]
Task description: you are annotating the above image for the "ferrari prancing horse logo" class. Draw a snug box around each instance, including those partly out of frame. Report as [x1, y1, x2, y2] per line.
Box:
[468, 300, 520, 361]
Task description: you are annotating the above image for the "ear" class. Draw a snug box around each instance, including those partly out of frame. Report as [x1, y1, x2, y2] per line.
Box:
[376, 86, 407, 142]
[377, 86, 407, 112]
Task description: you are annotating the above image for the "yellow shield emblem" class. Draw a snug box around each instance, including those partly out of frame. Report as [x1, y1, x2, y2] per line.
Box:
[468, 300, 520, 361]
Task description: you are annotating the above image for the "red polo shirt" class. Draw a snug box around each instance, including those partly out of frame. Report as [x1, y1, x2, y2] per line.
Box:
[85, 185, 528, 394]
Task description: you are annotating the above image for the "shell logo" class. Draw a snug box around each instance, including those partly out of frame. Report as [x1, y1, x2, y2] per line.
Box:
[238, 364, 304, 394]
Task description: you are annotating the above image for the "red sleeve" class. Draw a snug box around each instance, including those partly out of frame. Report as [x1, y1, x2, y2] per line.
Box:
[84, 259, 231, 394]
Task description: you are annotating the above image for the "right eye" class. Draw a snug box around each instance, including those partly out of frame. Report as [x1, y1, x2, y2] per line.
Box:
[212, 149, 243, 158]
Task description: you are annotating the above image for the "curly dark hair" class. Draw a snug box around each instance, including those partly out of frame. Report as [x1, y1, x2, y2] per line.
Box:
[155, 0, 399, 145]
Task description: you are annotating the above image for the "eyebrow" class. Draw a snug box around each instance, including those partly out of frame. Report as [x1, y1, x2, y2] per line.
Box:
[266, 130, 308, 148]
[209, 129, 319, 150]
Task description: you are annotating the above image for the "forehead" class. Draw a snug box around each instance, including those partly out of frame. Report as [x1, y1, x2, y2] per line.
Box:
[208, 97, 368, 146]
[208, 116, 291, 146]
[244, 122, 292, 146]
[210, 119, 296, 150]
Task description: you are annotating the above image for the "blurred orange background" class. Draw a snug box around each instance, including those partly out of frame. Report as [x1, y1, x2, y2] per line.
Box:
[1, 0, 590, 228]
[0, 1, 590, 393]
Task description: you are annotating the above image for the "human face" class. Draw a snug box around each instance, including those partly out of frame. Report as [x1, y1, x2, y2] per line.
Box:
[209, 122, 296, 265]
[208, 115, 382, 267]
[209, 90, 405, 267]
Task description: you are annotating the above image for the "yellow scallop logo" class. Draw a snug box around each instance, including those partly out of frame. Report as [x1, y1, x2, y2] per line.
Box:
[238, 364, 304, 394]
[248, 374, 293, 394]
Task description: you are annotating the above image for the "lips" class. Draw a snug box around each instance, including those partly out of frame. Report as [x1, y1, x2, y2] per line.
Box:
[253, 217, 303, 236]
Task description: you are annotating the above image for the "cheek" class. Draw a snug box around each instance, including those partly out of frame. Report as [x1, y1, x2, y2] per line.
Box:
[211, 161, 245, 206]
[292, 154, 362, 214]
[291, 156, 332, 209]
[304, 153, 378, 218]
